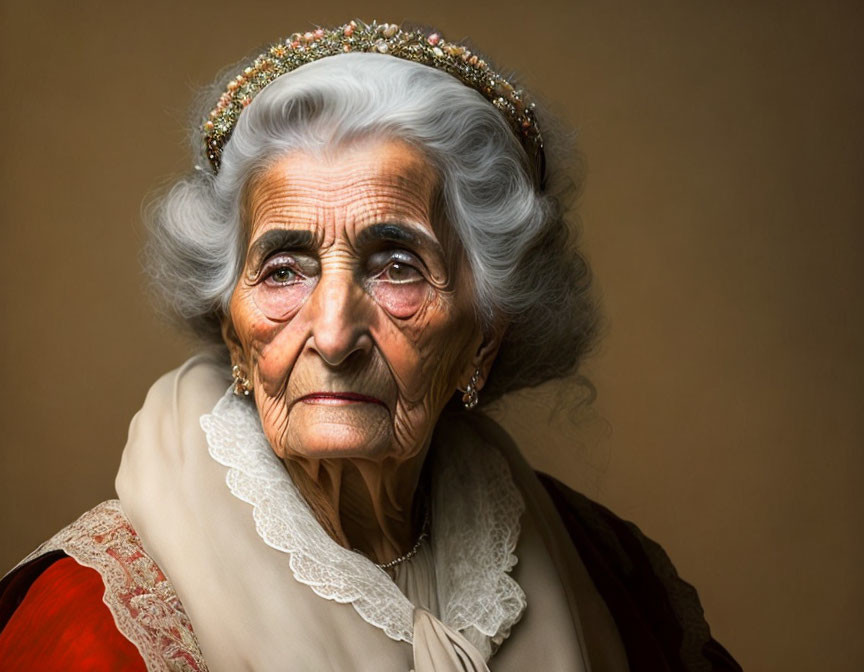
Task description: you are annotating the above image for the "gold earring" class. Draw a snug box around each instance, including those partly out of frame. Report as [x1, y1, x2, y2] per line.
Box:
[462, 368, 481, 410]
[231, 364, 253, 397]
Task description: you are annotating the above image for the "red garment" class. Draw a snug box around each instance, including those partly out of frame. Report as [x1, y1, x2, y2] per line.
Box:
[0, 557, 146, 670]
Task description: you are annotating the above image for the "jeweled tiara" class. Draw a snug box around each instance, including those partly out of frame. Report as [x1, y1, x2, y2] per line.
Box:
[202, 20, 545, 186]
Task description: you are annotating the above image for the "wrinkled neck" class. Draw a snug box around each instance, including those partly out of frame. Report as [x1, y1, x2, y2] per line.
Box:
[282, 448, 432, 566]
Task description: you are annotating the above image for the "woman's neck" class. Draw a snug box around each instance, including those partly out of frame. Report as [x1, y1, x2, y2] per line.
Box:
[282, 450, 430, 566]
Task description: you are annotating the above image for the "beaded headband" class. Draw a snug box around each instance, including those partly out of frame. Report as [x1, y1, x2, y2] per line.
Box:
[202, 20, 545, 186]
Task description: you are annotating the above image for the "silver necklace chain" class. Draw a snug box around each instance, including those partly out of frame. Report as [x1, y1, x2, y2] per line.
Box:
[374, 507, 431, 571]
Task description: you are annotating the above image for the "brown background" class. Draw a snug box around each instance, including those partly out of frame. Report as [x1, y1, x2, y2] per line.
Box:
[1, 1, 861, 669]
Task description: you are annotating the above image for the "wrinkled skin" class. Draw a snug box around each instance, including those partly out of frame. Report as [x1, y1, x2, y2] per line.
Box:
[222, 140, 502, 566]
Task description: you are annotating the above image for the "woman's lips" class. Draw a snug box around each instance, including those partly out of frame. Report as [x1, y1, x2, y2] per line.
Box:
[298, 392, 386, 407]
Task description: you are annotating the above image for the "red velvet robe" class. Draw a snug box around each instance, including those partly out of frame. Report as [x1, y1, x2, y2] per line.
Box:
[0, 556, 145, 669]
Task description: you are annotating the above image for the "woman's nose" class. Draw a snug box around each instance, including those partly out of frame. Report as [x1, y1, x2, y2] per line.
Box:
[307, 270, 373, 367]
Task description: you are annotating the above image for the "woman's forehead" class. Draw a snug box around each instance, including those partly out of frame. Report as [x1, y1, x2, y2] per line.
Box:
[246, 140, 440, 242]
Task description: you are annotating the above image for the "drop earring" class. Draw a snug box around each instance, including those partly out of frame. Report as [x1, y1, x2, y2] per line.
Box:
[461, 368, 481, 410]
[231, 364, 253, 397]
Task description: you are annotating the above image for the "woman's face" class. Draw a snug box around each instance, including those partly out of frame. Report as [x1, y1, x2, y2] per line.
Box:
[225, 139, 485, 464]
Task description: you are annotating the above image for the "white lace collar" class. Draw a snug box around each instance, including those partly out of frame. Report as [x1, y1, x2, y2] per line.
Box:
[200, 388, 527, 658]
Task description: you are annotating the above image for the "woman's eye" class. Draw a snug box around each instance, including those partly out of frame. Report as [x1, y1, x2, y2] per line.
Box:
[264, 265, 299, 285]
[366, 253, 429, 318]
[380, 261, 423, 284]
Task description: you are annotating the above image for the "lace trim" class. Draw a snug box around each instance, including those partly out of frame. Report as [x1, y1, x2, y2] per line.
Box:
[200, 388, 526, 655]
[18, 500, 207, 672]
[432, 423, 527, 657]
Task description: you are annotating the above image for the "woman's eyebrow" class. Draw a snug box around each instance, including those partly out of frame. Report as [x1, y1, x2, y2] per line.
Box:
[248, 229, 316, 265]
[357, 222, 444, 258]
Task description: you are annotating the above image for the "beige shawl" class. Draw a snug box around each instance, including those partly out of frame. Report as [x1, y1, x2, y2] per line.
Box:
[30, 355, 628, 671]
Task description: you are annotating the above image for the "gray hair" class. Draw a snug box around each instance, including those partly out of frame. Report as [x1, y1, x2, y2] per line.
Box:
[144, 52, 599, 405]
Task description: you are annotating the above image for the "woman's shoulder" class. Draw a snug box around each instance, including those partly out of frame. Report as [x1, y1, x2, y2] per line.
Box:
[0, 553, 146, 669]
[538, 473, 742, 672]
[0, 500, 206, 671]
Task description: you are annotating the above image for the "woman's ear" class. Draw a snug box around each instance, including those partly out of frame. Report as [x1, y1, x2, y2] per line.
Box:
[471, 318, 507, 393]
[220, 315, 246, 368]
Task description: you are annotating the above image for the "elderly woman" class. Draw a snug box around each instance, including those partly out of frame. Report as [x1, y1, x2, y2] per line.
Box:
[0, 21, 739, 672]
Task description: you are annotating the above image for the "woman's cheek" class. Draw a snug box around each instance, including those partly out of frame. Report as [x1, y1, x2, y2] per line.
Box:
[370, 294, 458, 405]
[231, 285, 308, 391]
[369, 281, 430, 319]
[251, 312, 315, 396]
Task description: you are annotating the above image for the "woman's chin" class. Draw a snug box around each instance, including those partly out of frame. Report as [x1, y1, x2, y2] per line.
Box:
[282, 403, 392, 459]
